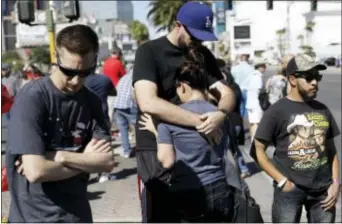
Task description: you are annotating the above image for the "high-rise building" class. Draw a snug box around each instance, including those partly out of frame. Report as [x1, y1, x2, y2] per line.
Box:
[117, 1, 133, 23]
[79, 1, 133, 23]
[2, 0, 17, 51]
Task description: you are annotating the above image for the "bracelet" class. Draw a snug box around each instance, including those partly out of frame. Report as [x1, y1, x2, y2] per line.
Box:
[277, 177, 288, 188]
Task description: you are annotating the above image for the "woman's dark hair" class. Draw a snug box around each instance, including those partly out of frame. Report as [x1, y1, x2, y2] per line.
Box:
[175, 44, 208, 92]
[216, 58, 226, 69]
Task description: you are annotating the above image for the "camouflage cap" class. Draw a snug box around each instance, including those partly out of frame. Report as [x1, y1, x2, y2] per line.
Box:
[286, 54, 327, 76]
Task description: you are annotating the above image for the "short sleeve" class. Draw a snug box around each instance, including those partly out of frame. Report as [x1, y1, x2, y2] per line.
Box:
[90, 93, 111, 141]
[7, 89, 46, 155]
[200, 46, 223, 86]
[133, 42, 158, 86]
[157, 123, 173, 144]
[254, 107, 278, 143]
[106, 76, 115, 92]
[326, 108, 340, 140]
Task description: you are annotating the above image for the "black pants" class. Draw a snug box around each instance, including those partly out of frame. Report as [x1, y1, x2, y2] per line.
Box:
[172, 179, 235, 223]
[137, 150, 176, 223]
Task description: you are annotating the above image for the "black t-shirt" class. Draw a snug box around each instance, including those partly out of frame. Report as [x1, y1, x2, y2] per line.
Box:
[6, 76, 110, 222]
[133, 36, 223, 151]
[255, 98, 340, 191]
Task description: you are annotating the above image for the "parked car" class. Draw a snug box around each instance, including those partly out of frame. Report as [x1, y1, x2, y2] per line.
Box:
[324, 57, 336, 66]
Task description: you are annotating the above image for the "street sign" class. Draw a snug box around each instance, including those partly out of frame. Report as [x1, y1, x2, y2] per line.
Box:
[234, 25, 250, 39]
[216, 8, 226, 24]
[15, 21, 87, 48]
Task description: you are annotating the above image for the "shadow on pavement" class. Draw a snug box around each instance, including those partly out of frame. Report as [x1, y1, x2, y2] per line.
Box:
[111, 168, 137, 180]
[87, 191, 105, 200]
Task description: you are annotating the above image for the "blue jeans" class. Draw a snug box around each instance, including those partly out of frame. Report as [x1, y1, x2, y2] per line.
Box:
[234, 126, 249, 174]
[272, 185, 335, 223]
[240, 90, 247, 118]
[114, 108, 137, 154]
[172, 179, 235, 222]
[5, 112, 10, 120]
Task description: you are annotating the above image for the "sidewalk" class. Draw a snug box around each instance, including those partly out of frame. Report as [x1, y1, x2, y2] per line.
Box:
[1, 141, 341, 222]
[1, 144, 142, 223]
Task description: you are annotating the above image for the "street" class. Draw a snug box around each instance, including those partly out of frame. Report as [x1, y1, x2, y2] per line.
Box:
[1, 66, 341, 222]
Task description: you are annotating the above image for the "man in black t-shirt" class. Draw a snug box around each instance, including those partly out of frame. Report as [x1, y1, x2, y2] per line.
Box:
[6, 25, 115, 223]
[133, 2, 235, 222]
[252, 54, 340, 223]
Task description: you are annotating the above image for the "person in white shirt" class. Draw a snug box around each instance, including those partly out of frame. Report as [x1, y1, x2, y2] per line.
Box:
[231, 54, 254, 118]
[245, 59, 267, 139]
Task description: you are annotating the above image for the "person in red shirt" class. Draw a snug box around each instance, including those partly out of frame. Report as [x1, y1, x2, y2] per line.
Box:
[1, 84, 13, 114]
[103, 47, 126, 87]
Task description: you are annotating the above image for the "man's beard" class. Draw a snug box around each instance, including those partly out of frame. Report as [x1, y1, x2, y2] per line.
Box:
[281, 68, 287, 76]
[298, 85, 318, 101]
[178, 37, 188, 50]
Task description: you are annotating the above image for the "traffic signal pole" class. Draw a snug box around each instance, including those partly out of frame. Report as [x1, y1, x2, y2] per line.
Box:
[46, 2, 56, 63]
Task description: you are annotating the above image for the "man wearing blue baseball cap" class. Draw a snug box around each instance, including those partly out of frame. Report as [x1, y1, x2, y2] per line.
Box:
[133, 1, 236, 222]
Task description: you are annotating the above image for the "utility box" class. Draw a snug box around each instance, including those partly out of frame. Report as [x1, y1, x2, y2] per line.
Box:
[17, 0, 35, 25]
[62, 0, 80, 21]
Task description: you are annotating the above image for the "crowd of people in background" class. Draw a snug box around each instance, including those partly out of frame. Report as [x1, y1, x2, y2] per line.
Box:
[1, 1, 340, 223]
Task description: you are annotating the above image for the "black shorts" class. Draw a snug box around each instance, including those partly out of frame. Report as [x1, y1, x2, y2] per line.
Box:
[136, 150, 176, 222]
[136, 150, 171, 183]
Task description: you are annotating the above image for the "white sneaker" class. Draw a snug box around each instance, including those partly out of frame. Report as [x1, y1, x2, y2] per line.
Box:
[98, 174, 109, 183]
[123, 152, 131, 158]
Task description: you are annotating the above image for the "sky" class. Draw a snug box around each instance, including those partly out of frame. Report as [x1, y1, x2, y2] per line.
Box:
[132, 1, 158, 39]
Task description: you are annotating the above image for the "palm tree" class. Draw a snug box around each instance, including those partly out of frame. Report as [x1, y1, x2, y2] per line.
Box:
[276, 28, 287, 57]
[147, 0, 211, 32]
[147, 0, 184, 32]
[304, 21, 315, 45]
[129, 20, 150, 46]
[297, 34, 304, 47]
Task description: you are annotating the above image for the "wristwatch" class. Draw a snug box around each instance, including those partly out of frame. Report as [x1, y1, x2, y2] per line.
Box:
[277, 177, 288, 189]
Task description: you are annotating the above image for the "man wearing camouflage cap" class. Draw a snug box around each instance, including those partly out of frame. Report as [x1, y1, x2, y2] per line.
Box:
[252, 54, 340, 222]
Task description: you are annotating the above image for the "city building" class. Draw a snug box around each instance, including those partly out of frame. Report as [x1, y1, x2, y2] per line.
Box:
[225, 1, 341, 60]
[2, 0, 17, 51]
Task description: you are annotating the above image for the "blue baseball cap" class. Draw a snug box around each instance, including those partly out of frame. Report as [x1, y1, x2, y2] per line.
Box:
[176, 2, 217, 41]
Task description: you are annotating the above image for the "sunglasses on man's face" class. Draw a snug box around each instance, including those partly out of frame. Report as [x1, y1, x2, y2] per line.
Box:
[294, 71, 323, 83]
[55, 54, 97, 78]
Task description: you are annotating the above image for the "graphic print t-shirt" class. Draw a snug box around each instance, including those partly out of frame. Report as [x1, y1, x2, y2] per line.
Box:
[255, 98, 340, 191]
[6, 76, 110, 222]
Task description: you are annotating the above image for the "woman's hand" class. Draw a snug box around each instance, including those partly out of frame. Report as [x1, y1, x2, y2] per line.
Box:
[139, 113, 158, 136]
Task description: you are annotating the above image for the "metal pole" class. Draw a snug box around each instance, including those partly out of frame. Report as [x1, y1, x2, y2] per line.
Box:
[46, 1, 56, 63]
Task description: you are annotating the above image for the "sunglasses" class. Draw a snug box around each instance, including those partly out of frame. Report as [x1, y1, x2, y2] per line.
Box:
[294, 72, 322, 83]
[54, 54, 97, 78]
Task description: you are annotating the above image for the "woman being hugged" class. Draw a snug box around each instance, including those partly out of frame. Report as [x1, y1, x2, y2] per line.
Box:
[139, 46, 235, 222]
